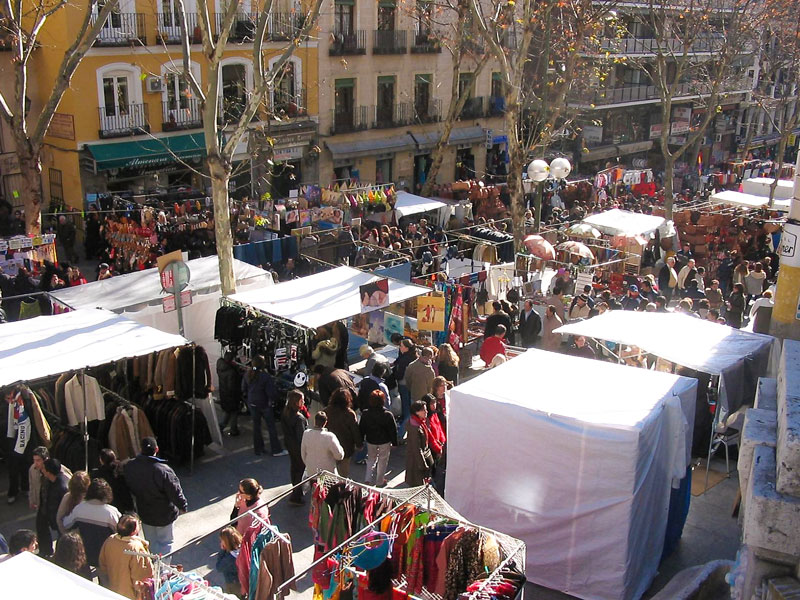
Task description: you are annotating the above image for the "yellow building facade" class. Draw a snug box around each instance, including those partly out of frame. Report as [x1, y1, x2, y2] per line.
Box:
[19, 1, 319, 211]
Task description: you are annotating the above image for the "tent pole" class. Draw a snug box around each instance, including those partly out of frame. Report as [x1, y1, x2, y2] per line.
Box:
[81, 369, 89, 472]
[190, 344, 196, 476]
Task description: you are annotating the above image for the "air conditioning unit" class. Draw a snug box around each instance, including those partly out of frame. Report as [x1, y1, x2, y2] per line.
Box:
[146, 76, 164, 93]
[714, 133, 724, 143]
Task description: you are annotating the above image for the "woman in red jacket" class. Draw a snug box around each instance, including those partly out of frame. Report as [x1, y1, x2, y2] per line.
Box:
[424, 394, 446, 459]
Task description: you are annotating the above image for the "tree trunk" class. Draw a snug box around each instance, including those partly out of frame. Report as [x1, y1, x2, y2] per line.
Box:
[421, 117, 458, 197]
[17, 142, 44, 234]
[208, 154, 236, 295]
[741, 105, 756, 160]
[663, 156, 676, 220]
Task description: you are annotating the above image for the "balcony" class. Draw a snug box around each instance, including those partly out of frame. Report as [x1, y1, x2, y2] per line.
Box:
[98, 104, 149, 138]
[329, 29, 367, 55]
[162, 99, 203, 131]
[215, 13, 256, 41]
[272, 87, 308, 118]
[596, 36, 723, 56]
[156, 12, 199, 45]
[373, 103, 411, 129]
[411, 31, 441, 53]
[373, 30, 407, 54]
[91, 13, 146, 46]
[459, 96, 485, 119]
[269, 13, 304, 40]
[412, 99, 442, 124]
[488, 95, 505, 117]
[331, 106, 370, 134]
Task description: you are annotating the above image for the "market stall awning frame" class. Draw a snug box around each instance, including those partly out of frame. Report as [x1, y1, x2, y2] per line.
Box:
[709, 189, 790, 212]
[581, 208, 668, 237]
[393, 191, 448, 218]
[0, 308, 189, 388]
[228, 266, 432, 329]
[325, 134, 415, 159]
[85, 132, 206, 171]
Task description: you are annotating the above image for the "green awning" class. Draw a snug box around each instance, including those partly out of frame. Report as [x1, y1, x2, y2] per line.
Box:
[86, 133, 206, 171]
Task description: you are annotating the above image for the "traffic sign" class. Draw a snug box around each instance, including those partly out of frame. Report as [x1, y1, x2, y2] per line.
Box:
[161, 261, 190, 293]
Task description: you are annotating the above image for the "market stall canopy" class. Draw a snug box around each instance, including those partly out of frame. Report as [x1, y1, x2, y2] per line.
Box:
[50, 256, 271, 312]
[582, 208, 670, 237]
[566, 223, 602, 239]
[0, 308, 189, 388]
[554, 310, 777, 411]
[742, 177, 794, 200]
[710, 190, 790, 212]
[523, 235, 556, 260]
[446, 349, 698, 600]
[393, 191, 448, 218]
[556, 240, 595, 261]
[228, 266, 431, 329]
[0, 552, 129, 600]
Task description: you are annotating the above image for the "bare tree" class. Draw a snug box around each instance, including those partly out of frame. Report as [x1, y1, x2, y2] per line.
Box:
[469, 0, 616, 251]
[637, 0, 761, 218]
[175, 0, 323, 294]
[0, 0, 119, 233]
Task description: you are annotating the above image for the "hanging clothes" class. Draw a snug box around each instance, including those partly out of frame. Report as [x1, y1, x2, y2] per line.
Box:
[64, 373, 105, 426]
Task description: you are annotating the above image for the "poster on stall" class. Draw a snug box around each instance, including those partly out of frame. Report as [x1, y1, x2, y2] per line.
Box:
[299, 209, 311, 226]
[366, 311, 385, 344]
[384, 312, 404, 344]
[417, 295, 446, 331]
[360, 278, 389, 313]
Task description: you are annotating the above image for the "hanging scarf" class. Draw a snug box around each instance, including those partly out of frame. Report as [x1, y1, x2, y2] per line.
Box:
[7, 392, 32, 455]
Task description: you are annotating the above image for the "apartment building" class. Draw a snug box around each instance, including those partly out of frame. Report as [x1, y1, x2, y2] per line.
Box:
[315, 0, 507, 190]
[569, 5, 754, 175]
[0, 1, 319, 212]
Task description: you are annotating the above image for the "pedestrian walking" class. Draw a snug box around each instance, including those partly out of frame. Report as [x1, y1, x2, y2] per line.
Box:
[98, 513, 154, 600]
[91, 449, 134, 513]
[727, 283, 746, 329]
[392, 339, 418, 440]
[405, 400, 433, 487]
[42, 459, 69, 547]
[56, 470, 90, 534]
[542, 305, 563, 352]
[359, 390, 397, 486]
[216, 351, 243, 437]
[63, 478, 121, 566]
[123, 437, 187, 555]
[241, 355, 287, 457]
[301, 412, 345, 476]
[216, 526, 242, 596]
[280, 390, 308, 506]
[436, 343, 460, 385]
[52, 531, 90, 578]
[324, 389, 363, 477]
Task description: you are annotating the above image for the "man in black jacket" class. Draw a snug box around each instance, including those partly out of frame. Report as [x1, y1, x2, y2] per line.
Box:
[517, 300, 542, 347]
[42, 459, 68, 546]
[123, 437, 188, 555]
[484, 302, 512, 339]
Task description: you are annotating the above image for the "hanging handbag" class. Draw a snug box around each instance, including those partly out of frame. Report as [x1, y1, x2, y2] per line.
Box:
[476, 281, 489, 305]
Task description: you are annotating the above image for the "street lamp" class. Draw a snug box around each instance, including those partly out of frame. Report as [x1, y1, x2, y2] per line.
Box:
[527, 157, 572, 232]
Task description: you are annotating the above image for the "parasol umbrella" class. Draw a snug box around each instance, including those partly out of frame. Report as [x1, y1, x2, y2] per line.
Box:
[557, 240, 595, 262]
[523, 235, 556, 260]
[567, 223, 602, 239]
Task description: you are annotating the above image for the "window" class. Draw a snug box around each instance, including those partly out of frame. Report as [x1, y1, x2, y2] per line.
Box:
[458, 72, 474, 99]
[96, 63, 143, 134]
[334, 0, 354, 34]
[334, 78, 356, 131]
[416, 0, 432, 37]
[415, 74, 432, 119]
[219, 60, 252, 122]
[49, 169, 63, 207]
[103, 73, 130, 117]
[269, 55, 303, 116]
[377, 0, 395, 31]
[490, 73, 505, 116]
[377, 75, 395, 125]
[375, 158, 392, 184]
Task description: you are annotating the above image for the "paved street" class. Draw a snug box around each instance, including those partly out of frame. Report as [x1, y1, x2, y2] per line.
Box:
[0, 408, 741, 599]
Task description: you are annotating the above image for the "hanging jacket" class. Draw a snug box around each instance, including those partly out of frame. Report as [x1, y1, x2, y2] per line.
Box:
[175, 346, 211, 401]
[217, 357, 243, 413]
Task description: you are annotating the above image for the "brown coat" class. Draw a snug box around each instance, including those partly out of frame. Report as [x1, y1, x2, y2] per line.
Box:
[252, 536, 296, 600]
[98, 534, 154, 600]
[405, 420, 432, 487]
[325, 405, 363, 458]
[542, 313, 563, 352]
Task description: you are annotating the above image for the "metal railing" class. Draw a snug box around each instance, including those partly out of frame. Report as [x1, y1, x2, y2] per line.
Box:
[459, 96, 485, 119]
[329, 29, 367, 55]
[218, 95, 248, 124]
[98, 103, 149, 138]
[162, 99, 203, 130]
[411, 31, 441, 53]
[373, 30, 407, 54]
[597, 36, 723, 55]
[156, 12, 198, 44]
[272, 86, 307, 118]
[269, 12, 304, 40]
[331, 106, 370, 134]
[573, 78, 750, 107]
[92, 13, 146, 46]
[488, 95, 505, 117]
[412, 98, 442, 123]
[215, 12, 256, 41]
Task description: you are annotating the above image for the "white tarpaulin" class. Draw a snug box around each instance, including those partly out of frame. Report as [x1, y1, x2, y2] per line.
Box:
[0, 308, 188, 387]
[50, 255, 271, 312]
[742, 177, 794, 200]
[581, 209, 669, 237]
[228, 266, 431, 329]
[709, 190, 790, 212]
[394, 191, 448, 218]
[0, 552, 129, 599]
[446, 350, 697, 600]
[49, 256, 272, 389]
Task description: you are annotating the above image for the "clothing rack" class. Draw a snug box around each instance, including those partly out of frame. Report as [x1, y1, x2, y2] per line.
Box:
[124, 549, 231, 600]
[220, 296, 315, 337]
[99, 385, 137, 409]
[251, 512, 291, 545]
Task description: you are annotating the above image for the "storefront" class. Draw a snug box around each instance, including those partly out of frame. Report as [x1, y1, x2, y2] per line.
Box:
[485, 133, 508, 183]
[325, 133, 415, 185]
[80, 132, 207, 201]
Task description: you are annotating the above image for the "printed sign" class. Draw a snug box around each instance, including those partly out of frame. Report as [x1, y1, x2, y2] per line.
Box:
[360, 278, 390, 313]
[780, 222, 800, 268]
[417, 295, 446, 331]
[384, 312, 405, 344]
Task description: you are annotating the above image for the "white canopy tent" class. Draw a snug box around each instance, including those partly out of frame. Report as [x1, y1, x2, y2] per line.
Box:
[0, 308, 189, 388]
[228, 266, 431, 329]
[50, 256, 272, 389]
[0, 552, 129, 600]
[394, 190, 448, 218]
[554, 311, 777, 412]
[709, 189, 790, 212]
[446, 349, 698, 600]
[581, 208, 672, 238]
[742, 177, 794, 200]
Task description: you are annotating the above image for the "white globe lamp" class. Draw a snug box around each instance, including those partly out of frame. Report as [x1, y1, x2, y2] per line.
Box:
[550, 157, 572, 180]
[527, 159, 550, 182]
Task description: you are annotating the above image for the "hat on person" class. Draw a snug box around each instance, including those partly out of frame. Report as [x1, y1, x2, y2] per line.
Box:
[141, 437, 158, 456]
[578, 294, 589, 302]
[99, 262, 109, 269]
[629, 285, 639, 293]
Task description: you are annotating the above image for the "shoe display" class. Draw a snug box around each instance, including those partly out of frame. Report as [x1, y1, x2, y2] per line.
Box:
[272, 449, 289, 457]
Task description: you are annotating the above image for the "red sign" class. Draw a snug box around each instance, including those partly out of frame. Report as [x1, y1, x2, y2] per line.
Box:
[160, 269, 174, 291]
[162, 295, 176, 313]
[180, 290, 192, 307]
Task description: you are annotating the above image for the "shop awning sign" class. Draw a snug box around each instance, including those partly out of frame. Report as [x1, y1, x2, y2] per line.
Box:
[85, 133, 206, 172]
